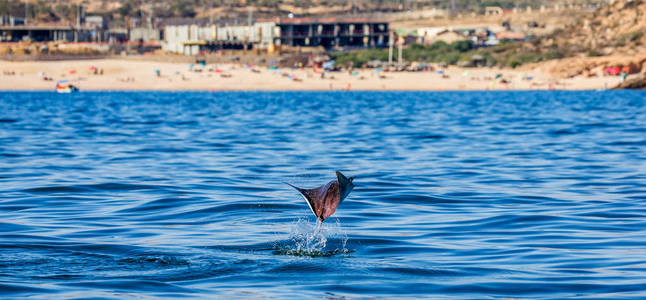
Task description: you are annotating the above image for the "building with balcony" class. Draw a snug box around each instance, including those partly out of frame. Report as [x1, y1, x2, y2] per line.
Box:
[1, 15, 25, 26]
[274, 17, 389, 49]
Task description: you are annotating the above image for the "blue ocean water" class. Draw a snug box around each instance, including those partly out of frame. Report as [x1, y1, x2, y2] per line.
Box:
[0, 91, 645, 299]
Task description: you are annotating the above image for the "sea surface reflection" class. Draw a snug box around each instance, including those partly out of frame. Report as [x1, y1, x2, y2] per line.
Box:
[0, 91, 645, 298]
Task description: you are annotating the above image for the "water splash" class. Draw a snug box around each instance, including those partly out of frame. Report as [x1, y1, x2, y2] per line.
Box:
[273, 218, 352, 257]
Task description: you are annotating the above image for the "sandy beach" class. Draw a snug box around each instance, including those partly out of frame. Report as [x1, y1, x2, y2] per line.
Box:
[0, 58, 623, 91]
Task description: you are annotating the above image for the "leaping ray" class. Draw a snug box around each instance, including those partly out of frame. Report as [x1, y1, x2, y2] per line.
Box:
[286, 171, 355, 222]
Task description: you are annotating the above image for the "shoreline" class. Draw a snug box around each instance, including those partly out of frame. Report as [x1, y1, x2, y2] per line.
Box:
[0, 89, 626, 92]
[0, 58, 627, 91]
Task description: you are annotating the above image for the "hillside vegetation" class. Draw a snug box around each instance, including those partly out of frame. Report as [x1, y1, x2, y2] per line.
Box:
[1, 0, 600, 24]
[334, 0, 646, 71]
[532, 0, 646, 77]
[539, 0, 646, 56]
[331, 39, 565, 69]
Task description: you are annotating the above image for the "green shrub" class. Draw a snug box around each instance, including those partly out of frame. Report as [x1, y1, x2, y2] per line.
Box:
[627, 31, 643, 41]
[330, 38, 568, 69]
[543, 50, 565, 60]
[451, 40, 474, 52]
[617, 31, 644, 46]
[508, 58, 522, 68]
[587, 50, 603, 57]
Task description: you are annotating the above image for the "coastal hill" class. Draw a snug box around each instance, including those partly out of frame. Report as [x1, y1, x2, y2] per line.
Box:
[2, 0, 643, 88]
[572, 0, 645, 56]
[529, 0, 646, 78]
[4, 1, 600, 24]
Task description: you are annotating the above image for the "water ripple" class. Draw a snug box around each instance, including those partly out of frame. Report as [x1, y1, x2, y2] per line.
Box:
[0, 91, 645, 298]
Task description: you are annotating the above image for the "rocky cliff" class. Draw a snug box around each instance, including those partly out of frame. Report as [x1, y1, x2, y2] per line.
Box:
[531, 0, 646, 80]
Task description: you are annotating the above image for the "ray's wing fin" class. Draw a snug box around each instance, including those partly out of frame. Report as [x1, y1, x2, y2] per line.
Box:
[336, 171, 355, 203]
[285, 182, 318, 216]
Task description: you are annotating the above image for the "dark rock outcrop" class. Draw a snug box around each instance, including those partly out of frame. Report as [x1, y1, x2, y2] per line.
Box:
[613, 75, 646, 89]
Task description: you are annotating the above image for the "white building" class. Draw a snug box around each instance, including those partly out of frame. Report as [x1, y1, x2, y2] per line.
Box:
[163, 22, 277, 55]
[416, 27, 450, 44]
[216, 22, 276, 46]
[84, 15, 106, 28]
[130, 28, 161, 43]
[162, 25, 216, 55]
[216, 25, 249, 42]
[254, 22, 278, 47]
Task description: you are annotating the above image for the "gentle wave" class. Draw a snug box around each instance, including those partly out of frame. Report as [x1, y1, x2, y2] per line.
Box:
[0, 91, 645, 298]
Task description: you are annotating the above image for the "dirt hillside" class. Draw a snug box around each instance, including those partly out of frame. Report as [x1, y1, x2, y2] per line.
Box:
[530, 0, 646, 78]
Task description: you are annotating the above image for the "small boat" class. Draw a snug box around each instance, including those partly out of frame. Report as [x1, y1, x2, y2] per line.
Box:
[55, 80, 79, 93]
